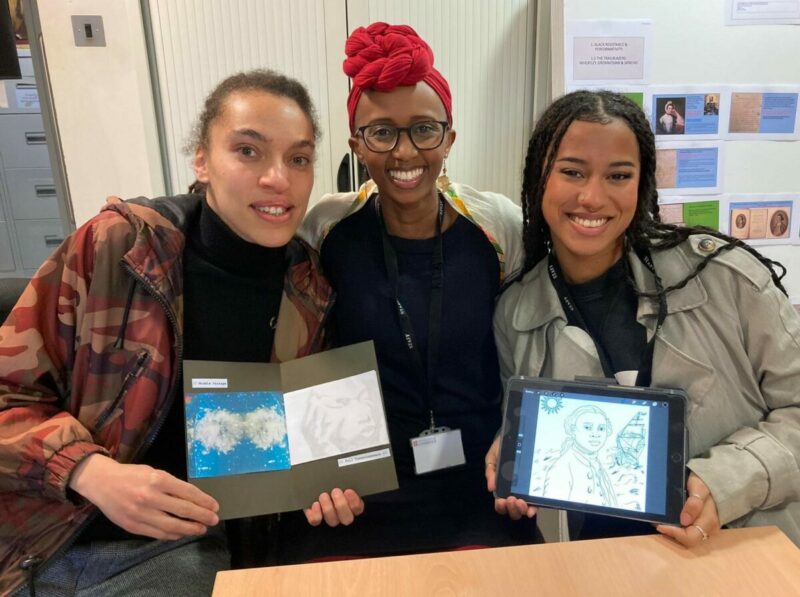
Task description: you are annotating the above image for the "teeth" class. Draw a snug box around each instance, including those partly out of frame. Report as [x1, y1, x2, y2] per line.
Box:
[389, 167, 424, 181]
[570, 215, 608, 228]
[255, 205, 287, 216]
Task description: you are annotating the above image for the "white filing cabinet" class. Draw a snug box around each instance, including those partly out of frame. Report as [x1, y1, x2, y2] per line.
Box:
[0, 55, 66, 278]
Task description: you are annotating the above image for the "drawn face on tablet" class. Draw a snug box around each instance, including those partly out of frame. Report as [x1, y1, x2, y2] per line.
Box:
[572, 411, 612, 454]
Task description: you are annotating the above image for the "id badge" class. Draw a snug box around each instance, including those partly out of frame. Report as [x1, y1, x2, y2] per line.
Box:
[410, 427, 466, 475]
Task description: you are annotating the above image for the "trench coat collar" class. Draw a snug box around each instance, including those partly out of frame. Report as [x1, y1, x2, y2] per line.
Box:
[511, 243, 708, 332]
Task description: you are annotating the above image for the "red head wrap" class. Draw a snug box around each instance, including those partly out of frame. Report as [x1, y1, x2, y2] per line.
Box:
[343, 22, 453, 133]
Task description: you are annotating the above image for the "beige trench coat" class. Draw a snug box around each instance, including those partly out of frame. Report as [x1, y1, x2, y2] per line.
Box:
[495, 234, 800, 544]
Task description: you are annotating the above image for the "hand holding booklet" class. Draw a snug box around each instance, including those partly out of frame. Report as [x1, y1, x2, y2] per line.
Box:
[182, 341, 397, 519]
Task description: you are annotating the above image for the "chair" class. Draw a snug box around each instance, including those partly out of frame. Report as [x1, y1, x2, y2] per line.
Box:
[0, 277, 29, 326]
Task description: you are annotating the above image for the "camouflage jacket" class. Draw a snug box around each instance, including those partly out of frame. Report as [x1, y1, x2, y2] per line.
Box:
[0, 195, 332, 594]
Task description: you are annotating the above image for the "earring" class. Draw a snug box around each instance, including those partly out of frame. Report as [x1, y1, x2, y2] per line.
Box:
[436, 159, 450, 193]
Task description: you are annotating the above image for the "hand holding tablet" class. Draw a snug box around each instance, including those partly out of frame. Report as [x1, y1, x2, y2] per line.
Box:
[656, 472, 721, 546]
[495, 377, 689, 526]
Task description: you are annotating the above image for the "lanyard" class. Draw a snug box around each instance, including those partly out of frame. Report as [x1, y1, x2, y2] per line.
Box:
[547, 248, 667, 387]
[378, 195, 445, 430]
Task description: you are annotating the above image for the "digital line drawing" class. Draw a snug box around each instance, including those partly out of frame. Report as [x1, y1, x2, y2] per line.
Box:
[529, 397, 650, 512]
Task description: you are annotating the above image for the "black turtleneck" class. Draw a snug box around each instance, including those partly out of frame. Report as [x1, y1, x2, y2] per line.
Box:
[150, 198, 287, 479]
[181, 198, 287, 362]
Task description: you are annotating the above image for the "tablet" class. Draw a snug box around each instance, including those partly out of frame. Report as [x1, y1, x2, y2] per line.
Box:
[496, 377, 688, 525]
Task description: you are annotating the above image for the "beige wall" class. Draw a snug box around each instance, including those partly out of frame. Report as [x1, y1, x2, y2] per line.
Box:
[38, 0, 163, 226]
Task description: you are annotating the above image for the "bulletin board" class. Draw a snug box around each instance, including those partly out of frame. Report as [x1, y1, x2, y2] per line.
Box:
[552, 0, 800, 302]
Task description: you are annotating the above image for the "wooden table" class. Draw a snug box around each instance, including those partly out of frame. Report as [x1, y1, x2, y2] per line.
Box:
[213, 526, 800, 596]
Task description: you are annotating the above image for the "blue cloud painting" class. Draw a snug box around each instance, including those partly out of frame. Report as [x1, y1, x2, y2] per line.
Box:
[185, 391, 291, 478]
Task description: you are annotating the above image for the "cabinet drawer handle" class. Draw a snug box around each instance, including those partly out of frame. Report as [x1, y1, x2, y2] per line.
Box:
[35, 185, 57, 198]
[44, 235, 63, 247]
[25, 132, 47, 144]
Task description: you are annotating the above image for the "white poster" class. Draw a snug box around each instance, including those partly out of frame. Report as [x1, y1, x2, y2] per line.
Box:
[725, 0, 800, 25]
[565, 20, 653, 86]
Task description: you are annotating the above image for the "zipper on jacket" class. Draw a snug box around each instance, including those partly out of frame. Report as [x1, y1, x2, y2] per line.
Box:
[113, 278, 138, 350]
[92, 349, 151, 432]
[18, 554, 41, 597]
[119, 262, 183, 461]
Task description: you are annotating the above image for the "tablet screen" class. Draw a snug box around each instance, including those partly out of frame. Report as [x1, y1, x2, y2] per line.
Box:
[497, 378, 687, 524]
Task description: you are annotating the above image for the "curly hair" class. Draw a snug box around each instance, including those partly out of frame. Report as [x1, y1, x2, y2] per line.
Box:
[186, 69, 320, 194]
[520, 90, 787, 297]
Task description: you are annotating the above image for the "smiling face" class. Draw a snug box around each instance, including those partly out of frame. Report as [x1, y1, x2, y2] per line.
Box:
[193, 90, 315, 247]
[573, 412, 610, 454]
[542, 119, 640, 283]
[349, 83, 455, 210]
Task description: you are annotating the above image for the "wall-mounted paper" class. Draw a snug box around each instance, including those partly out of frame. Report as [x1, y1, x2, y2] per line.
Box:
[721, 195, 797, 246]
[725, 0, 800, 25]
[565, 20, 653, 86]
[656, 142, 723, 196]
[14, 85, 39, 110]
[647, 87, 729, 139]
[658, 197, 721, 229]
[726, 87, 800, 139]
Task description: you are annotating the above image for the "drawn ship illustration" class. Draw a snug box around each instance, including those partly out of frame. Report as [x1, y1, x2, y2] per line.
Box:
[615, 411, 647, 468]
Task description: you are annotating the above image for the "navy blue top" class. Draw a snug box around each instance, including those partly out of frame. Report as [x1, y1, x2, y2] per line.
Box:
[564, 258, 656, 540]
[323, 197, 502, 471]
[276, 196, 539, 561]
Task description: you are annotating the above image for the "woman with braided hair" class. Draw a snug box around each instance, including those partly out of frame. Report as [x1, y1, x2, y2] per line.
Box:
[289, 22, 540, 561]
[486, 89, 800, 547]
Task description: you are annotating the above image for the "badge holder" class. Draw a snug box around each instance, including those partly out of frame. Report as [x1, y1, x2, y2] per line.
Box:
[410, 425, 466, 475]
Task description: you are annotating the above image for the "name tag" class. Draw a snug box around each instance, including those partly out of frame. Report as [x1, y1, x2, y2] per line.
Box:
[410, 428, 466, 475]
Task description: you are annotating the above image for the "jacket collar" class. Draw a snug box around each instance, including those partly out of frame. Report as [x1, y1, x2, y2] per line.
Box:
[102, 195, 332, 361]
[511, 243, 708, 332]
[102, 195, 197, 311]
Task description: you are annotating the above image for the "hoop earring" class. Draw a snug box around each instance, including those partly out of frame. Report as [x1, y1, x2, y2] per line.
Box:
[436, 160, 450, 193]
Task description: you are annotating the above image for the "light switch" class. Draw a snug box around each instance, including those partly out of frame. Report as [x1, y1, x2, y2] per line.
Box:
[72, 15, 106, 47]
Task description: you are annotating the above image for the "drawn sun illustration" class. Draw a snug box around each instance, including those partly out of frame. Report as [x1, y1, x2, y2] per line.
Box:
[541, 396, 564, 415]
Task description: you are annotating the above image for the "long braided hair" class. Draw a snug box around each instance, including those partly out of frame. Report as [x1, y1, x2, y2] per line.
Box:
[520, 90, 787, 297]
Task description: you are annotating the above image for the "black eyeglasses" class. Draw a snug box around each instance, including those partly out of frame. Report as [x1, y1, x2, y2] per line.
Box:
[356, 121, 449, 153]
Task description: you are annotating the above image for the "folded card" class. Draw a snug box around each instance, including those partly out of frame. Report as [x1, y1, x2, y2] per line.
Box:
[183, 341, 397, 520]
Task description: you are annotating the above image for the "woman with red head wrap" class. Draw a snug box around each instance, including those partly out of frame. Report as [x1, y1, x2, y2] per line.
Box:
[287, 22, 541, 562]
